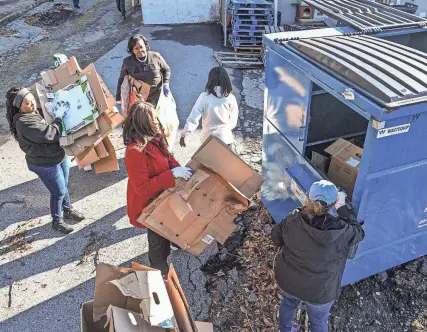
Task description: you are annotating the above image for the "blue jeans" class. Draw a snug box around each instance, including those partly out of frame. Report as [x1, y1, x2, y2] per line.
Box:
[28, 158, 72, 223]
[279, 292, 334, 332]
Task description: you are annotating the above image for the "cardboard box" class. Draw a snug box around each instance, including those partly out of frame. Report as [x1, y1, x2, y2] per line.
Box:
[325, 138, 363, 200]
[83, 262, 213, 332]
[137, 136, 264, 255]
[104, 306, 213, 332]
[311, 151, 329, 174]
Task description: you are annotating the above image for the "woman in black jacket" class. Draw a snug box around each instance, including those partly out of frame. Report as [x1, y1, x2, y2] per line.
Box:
[116, 34, 171, 109]
[6, 86, 85, 234]
[271, 180, 365, 332]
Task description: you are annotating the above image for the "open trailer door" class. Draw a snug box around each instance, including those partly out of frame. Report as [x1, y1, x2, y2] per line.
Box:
[262, 49, 323, 223]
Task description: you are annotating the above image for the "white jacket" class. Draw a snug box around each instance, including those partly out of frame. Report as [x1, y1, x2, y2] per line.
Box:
[181, 92, 239, 144]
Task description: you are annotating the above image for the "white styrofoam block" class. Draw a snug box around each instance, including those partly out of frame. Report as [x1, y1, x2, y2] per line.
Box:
[142, 0, 219, 24]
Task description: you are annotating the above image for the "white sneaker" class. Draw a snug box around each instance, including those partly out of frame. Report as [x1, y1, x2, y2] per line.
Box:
[84, 165, 92, 172]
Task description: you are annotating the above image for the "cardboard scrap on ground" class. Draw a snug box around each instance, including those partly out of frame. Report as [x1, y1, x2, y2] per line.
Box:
[80, 262, 213, 332]
[137, 136, 264, 256]
[33, 57, 123, 173]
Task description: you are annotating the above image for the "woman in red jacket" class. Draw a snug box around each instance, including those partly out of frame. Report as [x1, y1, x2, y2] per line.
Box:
[124, 101, 193, 275]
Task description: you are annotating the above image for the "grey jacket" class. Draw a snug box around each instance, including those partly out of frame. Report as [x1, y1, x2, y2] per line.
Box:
[116, 51, 171, 106]
[271, 206, 365, 304]
[14, 111, 65, 166]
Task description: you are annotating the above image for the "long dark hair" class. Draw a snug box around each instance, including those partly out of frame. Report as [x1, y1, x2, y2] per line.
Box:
[205, 67, 233, 98]
[123, 101, 168, 151]
[6, 86, 24, 141]
[127, 34, 150, 54]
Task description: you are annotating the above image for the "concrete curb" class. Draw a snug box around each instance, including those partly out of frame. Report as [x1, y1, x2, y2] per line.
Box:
[0, 0, 53, 27]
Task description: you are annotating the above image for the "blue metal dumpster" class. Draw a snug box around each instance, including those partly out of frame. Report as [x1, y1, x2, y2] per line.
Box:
[262, 32, 427, 285]
[303, 0, 427, 52]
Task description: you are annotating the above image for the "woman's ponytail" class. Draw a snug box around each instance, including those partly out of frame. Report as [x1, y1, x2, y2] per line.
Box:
[5, 86, 24, 141]
[302, 199, 333, 221]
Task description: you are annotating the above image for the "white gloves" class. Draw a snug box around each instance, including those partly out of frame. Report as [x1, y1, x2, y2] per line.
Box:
[163, 83, 170, 97]
[172, 167, 193, 180]
[335, 191, 347, 210]
[45, 100, 70, 119]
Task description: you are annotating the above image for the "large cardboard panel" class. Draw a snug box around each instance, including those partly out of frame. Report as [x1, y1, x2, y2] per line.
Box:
[93, 136, 119, 174]
[325, 139, 363, 199]
[137, 169, 248, 255]
[189, 136, 264, 198]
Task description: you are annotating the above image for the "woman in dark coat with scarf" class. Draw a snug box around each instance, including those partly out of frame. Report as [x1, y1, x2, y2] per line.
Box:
[5, 86, 85, 234]
[116, 34, 171, 110]
[271, 180, 365, 332]
[123, 101, 192, 275]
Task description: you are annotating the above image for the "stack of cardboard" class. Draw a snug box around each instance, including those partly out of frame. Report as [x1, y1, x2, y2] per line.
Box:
[31, 57, 124, 174]
[81, 262, 213, 332]
[137, 136, 264, 255]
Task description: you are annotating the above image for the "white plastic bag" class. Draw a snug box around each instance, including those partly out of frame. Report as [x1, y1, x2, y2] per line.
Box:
[156, 87, 179, 150]
[120, 75, 131, 117]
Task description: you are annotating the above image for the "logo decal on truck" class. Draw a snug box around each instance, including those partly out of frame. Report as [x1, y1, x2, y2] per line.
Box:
[377, 124, 410, 138]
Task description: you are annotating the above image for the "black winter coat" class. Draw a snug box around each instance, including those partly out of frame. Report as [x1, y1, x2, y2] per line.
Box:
[271, 206, 365, 304]
[13, 111, 65, 167]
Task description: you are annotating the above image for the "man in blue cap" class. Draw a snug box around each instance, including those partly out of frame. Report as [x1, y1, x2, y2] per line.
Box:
[271, 180, 365, 332]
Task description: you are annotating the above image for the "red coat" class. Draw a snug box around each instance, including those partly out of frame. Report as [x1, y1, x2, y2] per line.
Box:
[125, 139, 180, 228]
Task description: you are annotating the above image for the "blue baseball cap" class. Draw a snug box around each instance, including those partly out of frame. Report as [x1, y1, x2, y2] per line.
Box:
[309, 180, 338, 205]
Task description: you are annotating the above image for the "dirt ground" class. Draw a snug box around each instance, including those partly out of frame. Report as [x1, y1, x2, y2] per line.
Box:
[205, 194, 427, 332]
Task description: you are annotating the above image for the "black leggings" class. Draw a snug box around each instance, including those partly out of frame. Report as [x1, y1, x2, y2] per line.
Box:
[116, 0, 125, 14]
[147, 229, 171, 275]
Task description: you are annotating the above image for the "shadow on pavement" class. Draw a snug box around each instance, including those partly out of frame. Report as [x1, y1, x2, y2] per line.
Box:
[0, 206, 138, 289]
[0, 157, 128, 229]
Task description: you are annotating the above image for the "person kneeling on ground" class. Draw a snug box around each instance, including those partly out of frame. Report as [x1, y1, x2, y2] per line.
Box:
[124, 101, 193, 275]
[271, 180, 365, 332]
[6, 87, 85, 234]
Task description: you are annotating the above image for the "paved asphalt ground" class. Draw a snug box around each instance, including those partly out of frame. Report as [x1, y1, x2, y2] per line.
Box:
[0, 1, 264, 331]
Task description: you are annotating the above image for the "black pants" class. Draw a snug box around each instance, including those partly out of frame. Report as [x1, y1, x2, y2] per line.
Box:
[147, 229, 170, 275]
[73, 0, 79, 5]
[116, 0, 126, 15]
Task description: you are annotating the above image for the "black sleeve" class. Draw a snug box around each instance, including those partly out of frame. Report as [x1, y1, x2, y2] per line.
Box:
[158, 53, 171, 83]
[116, 61, 127, 101]
[19, 117, 62, 144]
[271, 219, 285, 247]
[338, 206, 365, 247]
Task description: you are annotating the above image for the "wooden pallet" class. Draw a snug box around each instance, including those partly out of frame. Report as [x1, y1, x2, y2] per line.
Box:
[214, 51, 263, 69]
[233, 46, 262, 54]
[264, 26, 286, 34]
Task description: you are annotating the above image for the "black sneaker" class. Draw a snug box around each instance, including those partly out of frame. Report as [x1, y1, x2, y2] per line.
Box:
[63, 209, 85, 222]
[74, 4, 80, 9]
[52, 220, 74, 234]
